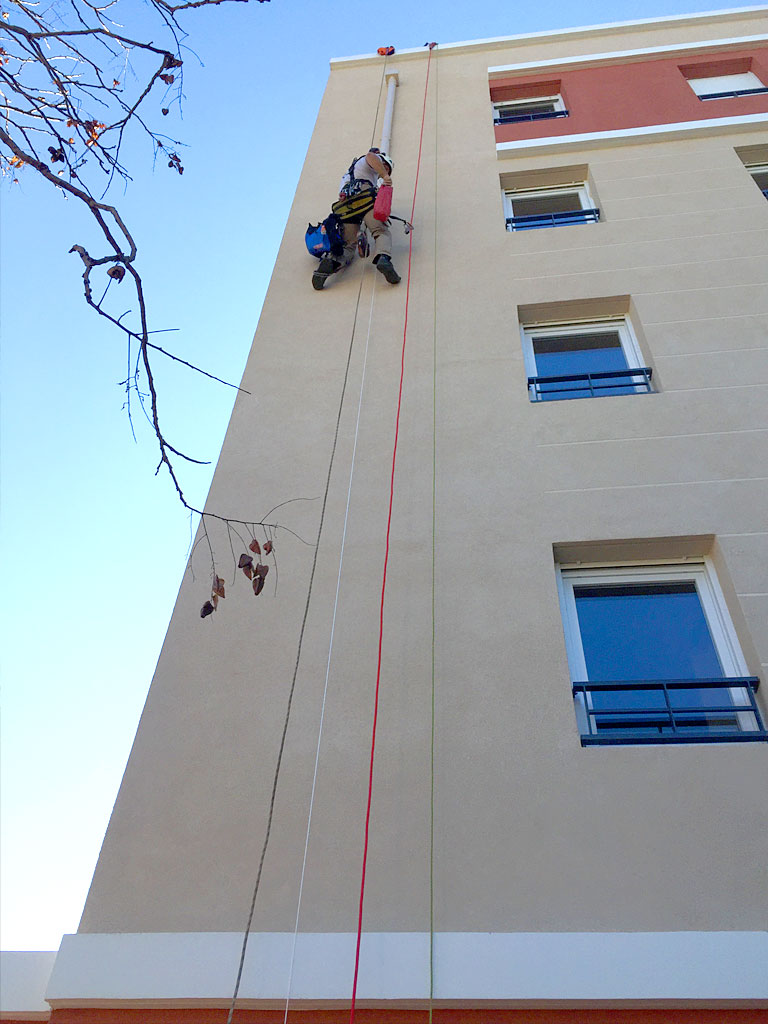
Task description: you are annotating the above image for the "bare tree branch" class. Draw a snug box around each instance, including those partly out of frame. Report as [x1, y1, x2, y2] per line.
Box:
[0, 0, 314, 618]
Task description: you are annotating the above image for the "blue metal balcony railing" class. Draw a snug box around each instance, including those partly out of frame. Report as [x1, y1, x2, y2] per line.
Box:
[494, 108, 569, 125]
[698, 86, 768, 100]
[506, 207, 600, 231]
[528, 366, 653, 401]
[573, 678, 768, 745]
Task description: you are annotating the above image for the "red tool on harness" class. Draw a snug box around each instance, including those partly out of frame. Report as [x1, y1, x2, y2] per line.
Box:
[373, 183, 392, 222]
[377, 46, 395, 55]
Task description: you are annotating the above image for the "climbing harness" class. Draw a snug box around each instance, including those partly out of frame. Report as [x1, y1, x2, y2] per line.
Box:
[332, 189, 376, 222]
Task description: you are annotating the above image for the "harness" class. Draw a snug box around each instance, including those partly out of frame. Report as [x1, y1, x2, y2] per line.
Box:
[332, 155, 377, 221]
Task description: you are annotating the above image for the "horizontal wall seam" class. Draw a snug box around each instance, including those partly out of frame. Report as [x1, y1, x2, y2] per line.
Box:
[643, 315, 768, 324]
[547, 476, 768, 494]
[655, 348, 768, 358]
[536, 428, 768, 447]
[506, 254, 768, 283]
[662, 384, 768, 392]
[500, 227, 768, 260]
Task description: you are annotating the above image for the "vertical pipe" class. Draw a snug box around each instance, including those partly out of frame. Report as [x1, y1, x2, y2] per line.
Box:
[379, 72, 399, 155]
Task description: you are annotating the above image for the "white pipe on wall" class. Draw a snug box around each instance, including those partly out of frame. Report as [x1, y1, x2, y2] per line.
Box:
[379, 71, 399, 155]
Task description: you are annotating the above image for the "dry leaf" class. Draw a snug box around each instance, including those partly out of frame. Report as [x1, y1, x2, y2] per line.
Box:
[238, 553, 253, 569]
[255, 563, 269, 580]
[200, 601, 214, 618]
[212, 576, 225, 598]
[107, 265, 125, 281]
[252, 576, 265, 596]
[242, 565, 253, 580]
[211, 594, 219, 609]
[249, 538, 261, 555]
[263, 540, 273, 554]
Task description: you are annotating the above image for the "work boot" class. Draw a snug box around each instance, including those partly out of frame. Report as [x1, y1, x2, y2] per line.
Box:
[375, 254, 401, 284]
[312, 256, 339, 291]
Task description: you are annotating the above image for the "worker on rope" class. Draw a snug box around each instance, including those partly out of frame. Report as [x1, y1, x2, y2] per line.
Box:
[312, 148, 401, 291]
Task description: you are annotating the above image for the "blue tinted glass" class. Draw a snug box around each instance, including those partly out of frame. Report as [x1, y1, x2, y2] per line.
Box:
[532, 331, 636, 400]
[573, 582, 723, 680]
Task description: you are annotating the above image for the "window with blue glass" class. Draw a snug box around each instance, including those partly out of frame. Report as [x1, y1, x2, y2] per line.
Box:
[504, 183, 600, 232]
[557, 560, 767, 745]
[521, 318, 653, 402]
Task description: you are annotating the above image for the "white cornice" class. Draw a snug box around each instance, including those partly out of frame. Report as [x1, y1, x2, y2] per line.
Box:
[331, 7, 768, 67]
[496, 112, 768, 157]
[488, 33, 768, 77]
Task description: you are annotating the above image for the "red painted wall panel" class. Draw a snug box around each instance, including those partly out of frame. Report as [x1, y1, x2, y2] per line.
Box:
[492, 48, 768, 143]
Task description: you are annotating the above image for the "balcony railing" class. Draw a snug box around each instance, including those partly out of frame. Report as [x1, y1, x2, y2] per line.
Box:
[494, 109, 569, 125]
[506, 207, 600, 231]
[528, 366, 653, 401]
[572, 678, 768, 745]
[698, 86, 768, 100]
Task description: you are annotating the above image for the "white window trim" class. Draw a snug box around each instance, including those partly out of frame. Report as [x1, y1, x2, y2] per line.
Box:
[502, 182, 594, 221]
[555, 557, 755, 735]
[519, 316, 643, 389]
[493, 94, 565, 122]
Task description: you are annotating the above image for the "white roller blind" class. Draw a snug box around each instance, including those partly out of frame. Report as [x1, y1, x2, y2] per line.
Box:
[687, 71, 763, 96]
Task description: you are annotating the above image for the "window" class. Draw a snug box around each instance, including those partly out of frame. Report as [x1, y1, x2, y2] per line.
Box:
[504, 182, 600, 231]
[686, 70, 768, 100]
[557, 559, 767, 745]
[746, 162, 768, 199]
[493, 94, 567, 125]
[521, 317, 652, 402]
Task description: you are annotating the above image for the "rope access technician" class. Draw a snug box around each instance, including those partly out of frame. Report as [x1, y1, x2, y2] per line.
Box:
[312, 148, 401, 291]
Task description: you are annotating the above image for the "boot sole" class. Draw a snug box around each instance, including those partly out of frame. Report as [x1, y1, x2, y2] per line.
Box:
[377, 265, 401, 284]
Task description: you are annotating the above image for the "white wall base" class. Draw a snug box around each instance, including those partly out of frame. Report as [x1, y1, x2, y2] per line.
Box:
[45, 931, 768, 1007]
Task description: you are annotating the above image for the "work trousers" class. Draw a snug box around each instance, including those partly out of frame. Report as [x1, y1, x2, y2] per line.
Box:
[342, 208, 392, 264]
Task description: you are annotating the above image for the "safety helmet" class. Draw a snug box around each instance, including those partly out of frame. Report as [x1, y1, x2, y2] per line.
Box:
[378, 151, 394, 173]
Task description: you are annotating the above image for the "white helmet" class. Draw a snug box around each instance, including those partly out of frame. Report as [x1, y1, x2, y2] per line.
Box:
[378, 151, 394, 173]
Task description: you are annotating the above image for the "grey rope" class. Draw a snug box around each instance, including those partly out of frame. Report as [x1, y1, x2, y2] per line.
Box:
[224, 57, 390, 1024]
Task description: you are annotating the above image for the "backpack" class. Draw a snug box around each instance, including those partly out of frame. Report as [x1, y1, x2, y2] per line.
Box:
[305, 213, 345, 260]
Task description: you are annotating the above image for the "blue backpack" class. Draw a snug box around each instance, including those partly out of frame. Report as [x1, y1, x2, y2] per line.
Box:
[305, 213, 345, 260]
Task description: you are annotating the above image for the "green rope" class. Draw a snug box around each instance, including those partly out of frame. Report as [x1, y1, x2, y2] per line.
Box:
[429, 44, 439, 1024]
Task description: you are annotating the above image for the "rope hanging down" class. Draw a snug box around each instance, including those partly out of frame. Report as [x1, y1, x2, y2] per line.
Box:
[349, 42, 437, 1024]
[282, 273, 380, 1024]
[222, 56, 390, 1024]
[428, 45, 439, 1024]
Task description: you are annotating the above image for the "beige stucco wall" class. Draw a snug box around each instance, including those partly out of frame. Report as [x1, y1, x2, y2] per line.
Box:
[79, 10, 768, 939]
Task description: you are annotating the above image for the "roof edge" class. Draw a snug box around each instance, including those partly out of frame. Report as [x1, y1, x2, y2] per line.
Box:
[330, 5, 768, 66]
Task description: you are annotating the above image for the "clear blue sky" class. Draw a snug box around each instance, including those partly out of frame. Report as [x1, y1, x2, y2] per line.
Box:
[0, 0, 748, 951]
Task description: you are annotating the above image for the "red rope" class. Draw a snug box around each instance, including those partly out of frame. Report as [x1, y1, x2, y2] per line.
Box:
[349, 45, 435, 1024]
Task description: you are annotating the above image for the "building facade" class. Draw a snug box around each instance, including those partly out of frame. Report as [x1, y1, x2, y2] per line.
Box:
[8, 7, 768, 1023]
